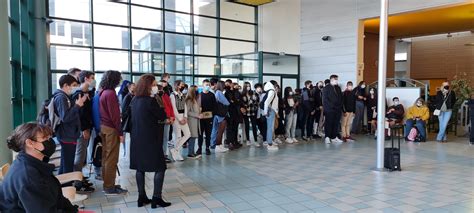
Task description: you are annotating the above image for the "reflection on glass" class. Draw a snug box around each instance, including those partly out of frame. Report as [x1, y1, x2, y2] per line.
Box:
[132, 52, 163, 73]
[220, 0, 255, 23]
[194, 37, 216, 56]
[93, 0, 128, 26]
[169, 75, 193, 86]
[194, 57, 216, 75]
[50, 20, 91, 46]
[221, 58, 257, 75]
[194, 0, 216, 16]
[94, 25, 129, 49]
[165, 12, 191, 33]
[282, 78, 298, 91]
[262, 54, 298, 74]
[131, 0, 161, 8]
[220, 39, 256, 56]
[49, 0, 90, 21]
[165, 33, 192, 54]
[50, 45, 91, 70]
[131, 6, 162, 30]
[221, 20, 255, 41]
[132, 30, 162, 52]
[165, 54, 192, 75]
[94, 49, 129, 72]
[194, 16, 217, 36]
[164, 0, 191, 13]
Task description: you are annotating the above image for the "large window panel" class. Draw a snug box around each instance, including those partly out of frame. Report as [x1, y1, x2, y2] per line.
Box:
[132, 30, 162, 52]
[164, 0, 191, 13]
[131, 0, 162, 8]
[194, 16, 217, 36]
[194, 57, 216, 75]
[194, 37, 216, 56]
[94, 49, 129, 72]
[221, 58, 257, 75]
[132, 52, 163, 73]
[94, 25, 130, 49]
[194, 0, 217, 17]
[220, 0, 255, 23]
[220, 20, 255, 41]
[49, 0, 90, 21]
[165, 12, 191, 33]
[165, 33, 192, 54]
[165, 54, 192, 75]
[50, 45, 91, 70]
[131, 6, 162, 30]
[220, 39, 256, 56]
[93, 0, 128, 26]
[49, 20, 91, 46]
[169, 75, 193, 86]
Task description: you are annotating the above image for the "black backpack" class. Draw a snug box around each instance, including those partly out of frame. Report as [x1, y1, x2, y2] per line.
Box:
[91, 136, 102, 167]
[259, 89, 275, 110]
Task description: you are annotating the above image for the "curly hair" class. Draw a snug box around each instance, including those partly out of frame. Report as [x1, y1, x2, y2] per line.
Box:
[99, 70, 122, 90]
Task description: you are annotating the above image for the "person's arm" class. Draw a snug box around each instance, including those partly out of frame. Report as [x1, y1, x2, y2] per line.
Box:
[406, 107, 414, 119]
[105, 91, 123, 136]
[451, 91, 456, 107]
[421, 107, 430, 121]
[435, 92, 442, 109]
[187, 101, 200, 118]
[56, 95, 80, 123]
[216, 91, 230, 106]
[342, 94, 347, 113]
[183, 100, 188, 119]
[263, 90, 275, 115]
[170, 93, 181, 119]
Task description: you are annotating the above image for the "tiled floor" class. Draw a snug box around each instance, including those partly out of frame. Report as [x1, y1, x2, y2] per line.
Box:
[79, 133, 473, 213]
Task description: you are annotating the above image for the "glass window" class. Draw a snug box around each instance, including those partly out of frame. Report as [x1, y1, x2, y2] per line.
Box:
[164, 0, 191, 13]
[94, 49, 129, 72]
[165, 12, 191, 33]
[94, 25, 129, 49]
[132, 30, 162, 52]
[194, 0, 217, 16]
[221, 58, 257, 75]
[93, 0, 128, 26]
[49, 0, 90, 21]
[220, 0, 255, 23]
[165, 54, 192, 75]
[165, 33, 192, 54]
[131, 6, 162, 30]
[132, 52, 163, 73]
[194, 36, 216, 56]
[169, 75, 193, 86]
[51, 73, 66, 93]
[220, 39, 256, 56]
[194, 16, 216, 36]
[282, 78, 297, 90]
[194, 57, 216, 75]
[50, 45, 91, 70]
[262, 54, 298, 74]
[131, 0, 161, 8]
[220, 20, 255, 41]
[49, 21, 91, 46]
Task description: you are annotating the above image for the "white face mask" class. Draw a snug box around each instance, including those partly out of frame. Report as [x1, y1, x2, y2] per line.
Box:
[289, 92, 294, 96]
[88, 79, 97, 90]
[347, 86, 353, 91]
[151, 86, 158, 96]
[370, 90, 374, 94]
[416, 102, 422, 107]
[361, 84, 366, 89]
[330, 79, 338, 86]
[394, 101, 399, 106]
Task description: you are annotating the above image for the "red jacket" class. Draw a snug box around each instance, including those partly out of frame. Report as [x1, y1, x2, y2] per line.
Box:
[162, 93, 175, 119]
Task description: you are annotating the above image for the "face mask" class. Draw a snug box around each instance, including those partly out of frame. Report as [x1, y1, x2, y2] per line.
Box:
[256, 88, 262, 93]
[203, 86, 210, 92]
[416, 102, 422, 107]
[289, 92, 294, 96]
[330, 79, 338, 86]
[347, 86, 353, 91]
[72, 86, 81, 94]
[444, 86, 449, 90]
[89, 79, 97, 90]
[34, 138, 56, 158]
[151, 86, 159, 96]
[183, 89, 188, 94]
[394, 101, 399, 106]
[361, 84, 366, 89]
[370, 90, 374, 94]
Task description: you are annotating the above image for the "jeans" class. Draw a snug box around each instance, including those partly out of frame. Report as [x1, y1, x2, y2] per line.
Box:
[198, 118, 212, 151]
[436, 110, 452, 141]
[351, 101, 365, 134]
[163, 124, 170, 156]
[210, 116, 226, 148]
[100, 125, 120, 189]
[172, 113, 191, 153]
[59, 141, 77, 175]
[266, 110, 276, 145]
[404, 119, 426, 140]
[341, 112, 354, 138]
[285, 111, 297, 139]
[74, 130, 90, 172]
[244, 115, 258, 142]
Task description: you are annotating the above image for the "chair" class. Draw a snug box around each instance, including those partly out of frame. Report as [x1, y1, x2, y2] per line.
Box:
[61, 186, 88, 203]
[56, 171, 83, 185]
[0, 163, 10, 181]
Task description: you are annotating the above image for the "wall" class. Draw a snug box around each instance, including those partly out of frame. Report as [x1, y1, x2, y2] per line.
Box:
[258, 0, 301, 55]
[300, 0, 470, 86]
[363, 33, 395, 84]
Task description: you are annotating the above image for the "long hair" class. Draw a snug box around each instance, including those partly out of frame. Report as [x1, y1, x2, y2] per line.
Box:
[216, 81, 225, 91]
[99, 70, 122, 90]
[186, 85, 198, 103]
[135, 74, 156, 97]
[284, 87, 293, 100]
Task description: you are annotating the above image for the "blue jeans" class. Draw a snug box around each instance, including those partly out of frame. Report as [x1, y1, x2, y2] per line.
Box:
[404, 119, 426, 140]
[210, 116, 223, 148]
[437, 110, 452, 141]
[188, 137, 196, 155]
[266, 110, 276, 145]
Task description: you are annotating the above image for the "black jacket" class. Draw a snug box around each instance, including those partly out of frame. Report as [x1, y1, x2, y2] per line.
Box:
[52, 90, 81, 142]
[342, 90, 356, 113]
[121, 93, 134, 132]
[322, 85, 343, 113]
[435, 91, 456, 110]
[312, 87, 323, 110]
[72, 89, 95, 131]
[0, 152, 77, 212]
[130, 96, 167, 172]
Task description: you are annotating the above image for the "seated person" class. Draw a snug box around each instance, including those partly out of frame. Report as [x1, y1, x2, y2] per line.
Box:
[386, 97, 405, 127]
[404, 98, 430, 141]
[1, 122, 78, 212]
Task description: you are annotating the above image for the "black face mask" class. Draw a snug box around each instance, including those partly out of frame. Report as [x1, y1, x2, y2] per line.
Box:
[444, 86, 450, 90]
[179, 87, 185, 92]
[34, 138, 56, 158]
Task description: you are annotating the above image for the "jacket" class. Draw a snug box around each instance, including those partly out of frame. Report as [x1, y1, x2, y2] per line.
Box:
[435, 90, 456, 110]
[406, 105, 430, 121]
[52, 89, 81, 142]
[120, 93, 134, 132]
[99, 89, 123, 136]
[284, 96, 297, 115]
[342, 90, 356, 113]
[386, 104, 405, 120]
[186, 99, 201, 137]
[322, 84, 343, 113]
[263, 82, 279, 115]
[162, 93, 175, 119]
[312, 87, 322, 110]
[0, 152, 77, 212]
[302, 87, 313, 111]
[72, 89, 95, 131]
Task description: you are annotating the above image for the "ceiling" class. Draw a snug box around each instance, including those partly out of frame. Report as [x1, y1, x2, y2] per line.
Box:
[229, 0, 274, 6]
[364, 3, 474, 38]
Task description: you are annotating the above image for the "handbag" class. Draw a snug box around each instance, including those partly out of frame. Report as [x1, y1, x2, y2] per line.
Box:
[372, 109, 377, 119]
[433, 109, 441, 116]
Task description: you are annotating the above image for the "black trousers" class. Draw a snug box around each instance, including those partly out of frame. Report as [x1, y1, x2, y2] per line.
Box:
[301, 108, 314, 137]
[257, 116, 267, 142]
[244, 115, 258, 142]
[226, 119, 239, 144]
[136, 170, 165, 199]
[324, 111, 341, 139]
[198, 118, 212, 150]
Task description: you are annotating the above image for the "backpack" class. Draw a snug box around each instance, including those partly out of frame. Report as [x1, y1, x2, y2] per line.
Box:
[48, 95, 68, 132]
[407, 126, 423, 142]
[259, 89, 275, 110]
[91, 135, 102, 167]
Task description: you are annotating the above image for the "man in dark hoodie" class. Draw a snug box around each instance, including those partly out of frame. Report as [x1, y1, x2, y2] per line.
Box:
[301, 80, 315, 140]
[53, 74, 87, 175]
[322, 75, 343, 144]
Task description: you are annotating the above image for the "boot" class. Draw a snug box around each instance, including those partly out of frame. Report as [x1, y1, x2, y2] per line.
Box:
[151, 196, 171, 208]
[137, 195, 152, 207]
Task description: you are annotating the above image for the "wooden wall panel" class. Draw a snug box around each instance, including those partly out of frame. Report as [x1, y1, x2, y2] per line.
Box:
[363, 33, 395, 84]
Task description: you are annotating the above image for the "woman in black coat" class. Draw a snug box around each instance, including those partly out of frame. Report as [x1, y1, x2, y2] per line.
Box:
[129, 74, 171, 209]
[434, 81, 456, 142]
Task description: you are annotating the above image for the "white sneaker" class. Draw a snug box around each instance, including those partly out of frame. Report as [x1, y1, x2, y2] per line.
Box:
[274, 138, 282, 144]
[246, 141, 252, 146]
[171, 148, 184, 161]
[331, 137, 343, 143]
[263, 141, 269, 146]
[253, 142, 261, 147]
[285, 138, 294, 144]
[292, 138, 299, 143]
[267, 145, 279, 151]
[318, 131, 325, 138]
[325, 137, 331, 144]
[215, 145, 228, 153]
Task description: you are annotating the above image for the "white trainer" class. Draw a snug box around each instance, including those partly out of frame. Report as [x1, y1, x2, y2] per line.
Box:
[292, 138, 299, 143]
[285, 138, 294, 144]
[171, 148, 184, 161]
[246, 141, 252, 146]
[332, 137, 343, 143]
[325, 137, 331, 144]
[253, 142, 261, 147]
[215, 145, 228, 153]
[267, 145, 279, 151]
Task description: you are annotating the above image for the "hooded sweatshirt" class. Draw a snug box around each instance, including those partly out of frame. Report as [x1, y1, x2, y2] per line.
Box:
[52, 89, 81, 142]
[263, 82, 279, 115]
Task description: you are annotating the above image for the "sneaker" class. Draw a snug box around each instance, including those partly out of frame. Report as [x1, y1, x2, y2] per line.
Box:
[346, 137, 355, 142]
[205, 148, 211, 155]
[266, 145, 279, 151]
[274, 138, 282, 144]
[171, 148, 184, 161]
[215, 145, 228, 153]
[292, 138, 299, 143]
[263, 141, 269, 146]
[252, 141, 261, 147]
[302, 136, 309, 141]
[75, 183, 95, 194]
[104, 186, 128, 196]
[188, 154, 201, 159]
[331, 137, 343, 143]
[285, 138, 294, 144]
[325, 137, 331, 144]
[246, 141, 252, 146]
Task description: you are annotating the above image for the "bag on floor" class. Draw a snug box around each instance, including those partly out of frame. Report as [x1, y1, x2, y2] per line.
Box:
[91, 136, 102, 167]
[407, 127, 418, 141]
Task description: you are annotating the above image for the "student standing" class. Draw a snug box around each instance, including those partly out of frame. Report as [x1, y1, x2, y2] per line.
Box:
[241, 87, 259, 146]
[198, 79, 216, 155]
[351, 81, 367, 134]
[255, 83, 265, 146]
[120, 82, 136, 157]
[170, 80, 191, 161]
[210, 81, 230, 153]
[435, 81, 457, 142]
[262, 80, 279, 151]
[186, 85, 202, 159]
[284, 87, 298, 143]
[301, 80, 314, 140]
[158, 80, 175, 163]
[322, 75, 343, 144]
[366, 88, 378, 135]
[341, 81, 356, 142]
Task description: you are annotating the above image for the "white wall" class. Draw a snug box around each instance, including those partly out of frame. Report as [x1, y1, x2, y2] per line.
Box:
[259, 0, 301, 55]
[300, 0, 469, 86]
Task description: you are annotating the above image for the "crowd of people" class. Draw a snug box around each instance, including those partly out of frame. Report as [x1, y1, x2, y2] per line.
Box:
[0, 67, 461, 212]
